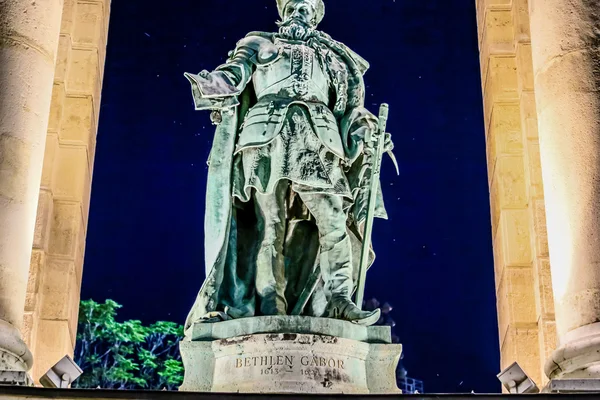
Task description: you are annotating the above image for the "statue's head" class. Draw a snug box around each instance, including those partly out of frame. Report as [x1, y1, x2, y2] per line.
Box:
[276, 0, 325, 40]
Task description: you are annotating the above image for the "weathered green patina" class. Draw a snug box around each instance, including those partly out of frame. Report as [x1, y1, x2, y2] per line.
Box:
[183, 0, 394, 336]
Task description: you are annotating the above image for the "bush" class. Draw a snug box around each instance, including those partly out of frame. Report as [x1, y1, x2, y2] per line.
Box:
[73, 299, 184, 390]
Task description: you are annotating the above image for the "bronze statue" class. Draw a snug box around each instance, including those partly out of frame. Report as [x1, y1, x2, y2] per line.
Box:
[183, 0, 395, 334]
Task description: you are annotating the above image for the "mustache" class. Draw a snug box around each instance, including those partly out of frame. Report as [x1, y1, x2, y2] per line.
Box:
[276, 18, 310, 28]
[276, 17, 315, 41]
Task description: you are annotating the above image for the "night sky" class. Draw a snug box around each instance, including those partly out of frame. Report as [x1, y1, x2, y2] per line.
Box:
[82, 0, 500, 394]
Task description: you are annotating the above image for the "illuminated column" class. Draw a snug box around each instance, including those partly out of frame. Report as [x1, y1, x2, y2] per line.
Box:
[23, 0, 112, 382]
[0, 0, 62, 374]
[476, 0, 556, 386]
[528, 0, 600, 379]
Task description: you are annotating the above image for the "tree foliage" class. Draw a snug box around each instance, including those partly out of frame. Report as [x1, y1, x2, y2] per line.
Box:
[73, 299, 184, 390]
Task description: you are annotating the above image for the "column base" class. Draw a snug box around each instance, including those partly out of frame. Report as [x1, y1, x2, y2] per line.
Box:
[546, 322, 600, 379]
[0, 320, 33, 376]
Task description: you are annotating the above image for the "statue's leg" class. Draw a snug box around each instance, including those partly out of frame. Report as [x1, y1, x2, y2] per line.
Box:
[253, 181, 289, 315]
[298, 193, 380, 326]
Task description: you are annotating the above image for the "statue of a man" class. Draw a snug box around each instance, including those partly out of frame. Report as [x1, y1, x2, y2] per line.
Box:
[184, 0, 392, 333]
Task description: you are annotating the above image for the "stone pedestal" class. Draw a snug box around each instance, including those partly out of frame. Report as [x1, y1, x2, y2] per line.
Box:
[179, 316, 402, 394]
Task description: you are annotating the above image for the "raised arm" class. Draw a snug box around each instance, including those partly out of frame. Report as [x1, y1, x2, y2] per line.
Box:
[185, 35, 278, 111]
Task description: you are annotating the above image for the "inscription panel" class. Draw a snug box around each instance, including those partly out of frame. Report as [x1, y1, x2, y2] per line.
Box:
[211, 334, 370, 393]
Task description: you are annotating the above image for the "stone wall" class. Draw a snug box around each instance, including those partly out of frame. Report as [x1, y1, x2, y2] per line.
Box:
[22, 0, 111, 382]
[475, 0, 556, 386]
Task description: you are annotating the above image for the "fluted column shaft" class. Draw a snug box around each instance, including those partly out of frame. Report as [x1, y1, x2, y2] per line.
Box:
[528, 0, 600, 379]
[0, 0, 63, 371]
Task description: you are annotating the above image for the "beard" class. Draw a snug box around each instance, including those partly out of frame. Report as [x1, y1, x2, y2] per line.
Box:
[277, 19, 315, 41]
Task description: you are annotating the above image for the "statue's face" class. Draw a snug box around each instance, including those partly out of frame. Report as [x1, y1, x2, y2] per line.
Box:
[283, 0, 316, 27]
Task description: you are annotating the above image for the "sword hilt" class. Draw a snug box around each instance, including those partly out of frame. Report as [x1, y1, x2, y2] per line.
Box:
[378, 103, 389, 126]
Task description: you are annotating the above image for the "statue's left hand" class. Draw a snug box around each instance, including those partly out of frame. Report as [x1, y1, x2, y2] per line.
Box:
[383, 132, 394, 152]
[363, 130, 392, 150]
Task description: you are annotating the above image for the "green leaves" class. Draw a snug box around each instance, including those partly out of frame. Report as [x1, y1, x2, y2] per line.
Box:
[73, 299, 184, 390]
[158, 359, 185, 387]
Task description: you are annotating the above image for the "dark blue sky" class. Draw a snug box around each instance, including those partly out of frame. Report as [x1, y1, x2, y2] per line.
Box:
[82, 0, 499, 393]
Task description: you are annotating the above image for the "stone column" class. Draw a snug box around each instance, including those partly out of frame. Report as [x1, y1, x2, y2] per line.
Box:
[528, 0, 600, 380]
[0, 0, 63, 373]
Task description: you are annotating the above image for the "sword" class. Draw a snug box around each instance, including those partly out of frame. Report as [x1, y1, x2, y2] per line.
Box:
[291, 103, 393, 315]
[355, 103, 389, 310]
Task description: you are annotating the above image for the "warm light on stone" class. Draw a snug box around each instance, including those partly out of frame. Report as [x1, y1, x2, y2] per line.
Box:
[479, 0, 600, 385]
[476, 0, 555, 388]
[527, 0, 600, 380]
[22, 0, 111, 383]
[0, 0, 63, 375]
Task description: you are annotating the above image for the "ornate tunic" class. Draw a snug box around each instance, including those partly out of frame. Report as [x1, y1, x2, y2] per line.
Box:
[231, 38, 352, 202]
[232, 105, 352, 202]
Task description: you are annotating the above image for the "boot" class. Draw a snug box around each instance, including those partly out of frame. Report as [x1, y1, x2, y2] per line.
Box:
[198, 311, 230, 323]
[320, 236, 381, 326]
[325, 296, 381, 326]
